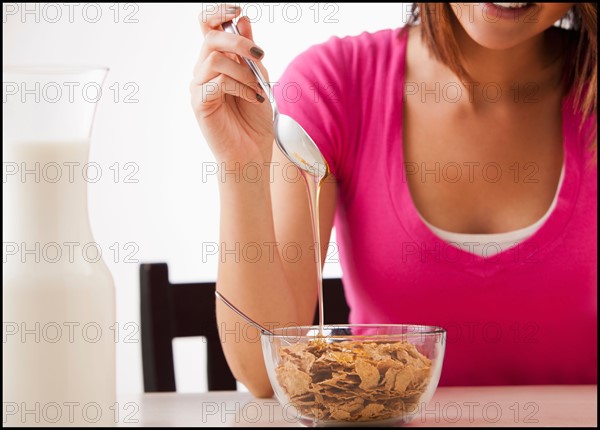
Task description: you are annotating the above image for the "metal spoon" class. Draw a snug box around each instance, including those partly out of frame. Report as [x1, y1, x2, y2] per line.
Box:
[222, 20, 329, 180]
[215, 290, 283, 339]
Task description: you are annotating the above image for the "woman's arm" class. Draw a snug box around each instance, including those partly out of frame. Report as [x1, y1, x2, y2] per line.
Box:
[216, 145, 336, 397]
[191, 4, 337, 397]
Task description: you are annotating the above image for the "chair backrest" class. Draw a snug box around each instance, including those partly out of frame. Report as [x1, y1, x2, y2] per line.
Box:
[139, 262, 350, 392]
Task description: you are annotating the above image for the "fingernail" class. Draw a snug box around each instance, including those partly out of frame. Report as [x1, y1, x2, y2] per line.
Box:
[256, 93, 265, 103]
[225, 5, 240, 13]
[250, 46, 264, 59]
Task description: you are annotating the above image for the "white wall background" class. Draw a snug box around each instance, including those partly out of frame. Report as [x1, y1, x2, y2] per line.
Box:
[3, 2, 411, 395]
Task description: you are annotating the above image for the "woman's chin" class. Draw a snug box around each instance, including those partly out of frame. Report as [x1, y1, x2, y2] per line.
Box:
[450, 2, 574, 52]
[460, 27, 532, 50]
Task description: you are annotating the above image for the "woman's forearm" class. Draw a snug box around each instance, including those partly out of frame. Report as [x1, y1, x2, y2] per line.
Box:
[215, 161, 299, 397]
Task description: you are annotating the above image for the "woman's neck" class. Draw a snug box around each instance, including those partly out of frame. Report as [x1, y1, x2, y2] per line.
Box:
[450, 21, 565, 104]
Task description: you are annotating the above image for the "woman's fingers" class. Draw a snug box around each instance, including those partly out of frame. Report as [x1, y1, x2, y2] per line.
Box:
[193, 51, 264, 96]
[193, 4, 270, 104]
[236, 15, 254, 41]
[236, 16, 270, 82]
[198, 3, 241, 35]
[192, 73, 265, 107]
[200, 29, 264, 65]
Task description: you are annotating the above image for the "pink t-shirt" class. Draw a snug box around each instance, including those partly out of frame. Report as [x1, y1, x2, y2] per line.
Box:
[273, 27, 597, 386]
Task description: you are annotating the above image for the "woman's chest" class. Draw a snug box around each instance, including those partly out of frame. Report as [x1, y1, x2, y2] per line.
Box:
[401, 98, 565, 234]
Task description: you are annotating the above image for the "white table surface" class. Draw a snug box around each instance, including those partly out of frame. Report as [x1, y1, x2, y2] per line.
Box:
[116, 385, 597, 427]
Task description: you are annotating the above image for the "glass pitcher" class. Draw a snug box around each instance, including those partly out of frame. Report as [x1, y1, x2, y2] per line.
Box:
[3, 67, 116, 426]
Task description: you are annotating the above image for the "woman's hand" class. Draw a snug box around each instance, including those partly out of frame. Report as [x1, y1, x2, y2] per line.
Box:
[191, 4, 274, 165]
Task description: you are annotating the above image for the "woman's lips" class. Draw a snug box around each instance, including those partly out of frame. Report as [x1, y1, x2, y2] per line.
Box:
[484, 3, 536, 20]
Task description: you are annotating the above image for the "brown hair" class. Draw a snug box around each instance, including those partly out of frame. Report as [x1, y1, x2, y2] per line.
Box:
[405, 3, 597, 152]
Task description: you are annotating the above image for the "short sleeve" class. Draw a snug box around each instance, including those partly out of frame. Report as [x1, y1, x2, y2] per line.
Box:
[273, 37, 351, 180]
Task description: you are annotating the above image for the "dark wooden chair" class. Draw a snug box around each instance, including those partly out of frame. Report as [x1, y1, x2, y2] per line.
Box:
[140, 262, 350, 392]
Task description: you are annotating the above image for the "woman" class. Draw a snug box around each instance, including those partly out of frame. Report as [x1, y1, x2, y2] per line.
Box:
[191, 3, 597, 397]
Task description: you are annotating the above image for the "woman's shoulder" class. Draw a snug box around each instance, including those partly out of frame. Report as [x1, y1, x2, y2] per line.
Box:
[274, 28, 411, 181]
[278, 26, 409, 92]
[299, 27, 408, 67]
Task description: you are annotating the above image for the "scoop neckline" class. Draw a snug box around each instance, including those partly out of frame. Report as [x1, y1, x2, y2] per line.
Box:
[419, 162, 565, 242]
[386, 27, 583, 277]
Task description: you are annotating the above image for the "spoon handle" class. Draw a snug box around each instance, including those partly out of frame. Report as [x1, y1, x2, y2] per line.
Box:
[215, 290, 275, 336]
[222, 21, 274, 105]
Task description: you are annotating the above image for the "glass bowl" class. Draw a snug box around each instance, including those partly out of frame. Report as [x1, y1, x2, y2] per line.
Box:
[261, 324, 446, 426]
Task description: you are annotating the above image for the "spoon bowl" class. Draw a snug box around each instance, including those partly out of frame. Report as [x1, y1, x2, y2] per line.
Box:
[274, 114, 329, 178]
